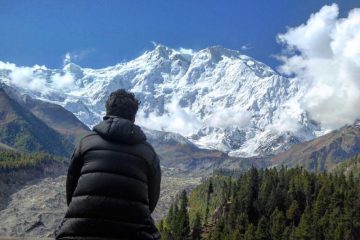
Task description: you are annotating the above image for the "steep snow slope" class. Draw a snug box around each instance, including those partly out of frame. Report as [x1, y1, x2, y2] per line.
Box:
[0, 45, 323, 156]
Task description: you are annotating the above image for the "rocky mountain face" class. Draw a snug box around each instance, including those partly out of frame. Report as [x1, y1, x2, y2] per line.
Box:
[145, 128, 269, 172]
[0, 45, 322, 157]
[271, 121, 360, 171]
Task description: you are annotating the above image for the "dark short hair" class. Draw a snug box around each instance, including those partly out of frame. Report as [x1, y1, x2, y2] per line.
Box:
[105, 89, 140, 121]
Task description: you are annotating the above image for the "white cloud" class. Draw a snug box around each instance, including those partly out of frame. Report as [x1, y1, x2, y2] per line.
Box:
[277, 4, 360, 129]
[241, 44, 253, 51]
[63, 53, 71, 65]
[9, 66, 47, 91]
[136, 98, 202, 136]
[63, 48, 96, 66]
[268, 101, 303, 134]
[2, 62, 75, 92]
[0, 61, 16, 70]
[137, 101, 251, 135]
[177, 47, 195, 55]
[51, 72, 75, 89]
[207, 108, 251, 128]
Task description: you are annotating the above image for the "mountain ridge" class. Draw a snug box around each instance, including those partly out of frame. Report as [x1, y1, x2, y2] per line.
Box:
[0, 44, 323, 157]
[271, 121, 360, 171]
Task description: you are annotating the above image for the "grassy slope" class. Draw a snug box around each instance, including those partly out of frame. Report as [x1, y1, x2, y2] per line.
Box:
[0, 88, 73, 156]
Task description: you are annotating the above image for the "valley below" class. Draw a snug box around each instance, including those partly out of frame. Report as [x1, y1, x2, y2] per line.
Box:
[0, 169, 201, 238]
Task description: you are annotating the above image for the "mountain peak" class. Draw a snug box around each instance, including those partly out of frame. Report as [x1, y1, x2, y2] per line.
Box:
[62, 62, 84, 79]
[153, 43, 170, 51]
[205, 45, 240, 57]
[1, 45, 318, 157]
[63, 62, 82, 72]
[148, 43, 175, 59]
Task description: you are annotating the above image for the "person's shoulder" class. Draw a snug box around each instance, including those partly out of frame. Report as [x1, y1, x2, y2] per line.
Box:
[140, 141, 160, 172]
[142, 141, 156, 153]
[72, 131, 99, 152]
[135, 140, 157, 161]
[77, 131, 98, 144]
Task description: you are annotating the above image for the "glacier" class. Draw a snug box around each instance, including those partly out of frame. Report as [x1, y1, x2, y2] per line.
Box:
[0, 44, 325, 157]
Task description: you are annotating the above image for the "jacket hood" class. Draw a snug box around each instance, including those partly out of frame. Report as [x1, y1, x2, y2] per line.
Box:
[93, 116, 146, 145]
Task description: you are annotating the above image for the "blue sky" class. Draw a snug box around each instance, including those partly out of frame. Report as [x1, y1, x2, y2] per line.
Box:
[0, 0, 358, 69]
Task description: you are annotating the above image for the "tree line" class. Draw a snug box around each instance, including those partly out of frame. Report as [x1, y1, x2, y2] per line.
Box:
[0, 149, 63, 170]
[159, 167, 360, 239]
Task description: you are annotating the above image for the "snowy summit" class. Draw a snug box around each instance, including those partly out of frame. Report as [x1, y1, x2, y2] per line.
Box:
[0, 44, 323, 157]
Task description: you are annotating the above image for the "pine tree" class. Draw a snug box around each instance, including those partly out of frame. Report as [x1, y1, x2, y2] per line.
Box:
[205, 180, 214, 223]
[247, 167, 259, 224]
[160, 167, 360, 240]
[236, 212, 249, 235]
[270, 208, 286, 239]
[286, 200, 301, 225]
[255, 216, 270, 240]
[192, 212, 202, 240]
[282, 226, 293, 240]
[171, 204, 180, 239]
[231, 228, 241, 240]
[212, 218, 225, 240]
[176, 190, 190, 240]
[166, 204, 174, 228]
[314, 183, 330, 219]
[244, 224, 256, 240]
[294, 205, 315, 240]
[334, 224, 346, 240]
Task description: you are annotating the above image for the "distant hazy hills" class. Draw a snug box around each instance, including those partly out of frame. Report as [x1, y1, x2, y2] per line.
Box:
[271, 121, 360, 172]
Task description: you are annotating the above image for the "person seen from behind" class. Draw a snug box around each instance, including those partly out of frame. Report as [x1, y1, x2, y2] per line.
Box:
[55, 89, 161, 240]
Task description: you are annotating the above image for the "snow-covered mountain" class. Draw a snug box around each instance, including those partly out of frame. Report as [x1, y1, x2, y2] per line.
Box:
[0, 44, 324, 157]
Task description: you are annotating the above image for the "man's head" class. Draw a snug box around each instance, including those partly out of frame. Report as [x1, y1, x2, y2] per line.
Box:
[105, 89, 140, 122]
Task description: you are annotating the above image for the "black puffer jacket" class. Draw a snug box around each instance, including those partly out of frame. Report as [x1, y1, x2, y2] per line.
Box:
[55, 116, 161, 240]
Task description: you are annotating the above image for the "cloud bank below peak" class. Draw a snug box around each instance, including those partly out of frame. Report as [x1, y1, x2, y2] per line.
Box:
[277, 3, 360, 129]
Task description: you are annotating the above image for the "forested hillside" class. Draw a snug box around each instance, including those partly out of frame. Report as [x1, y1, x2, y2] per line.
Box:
[334, 154, 360, 178]
[159, 167, 360, 240]
[0, 88, 72, 156]
[0, 149, 65, 170]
